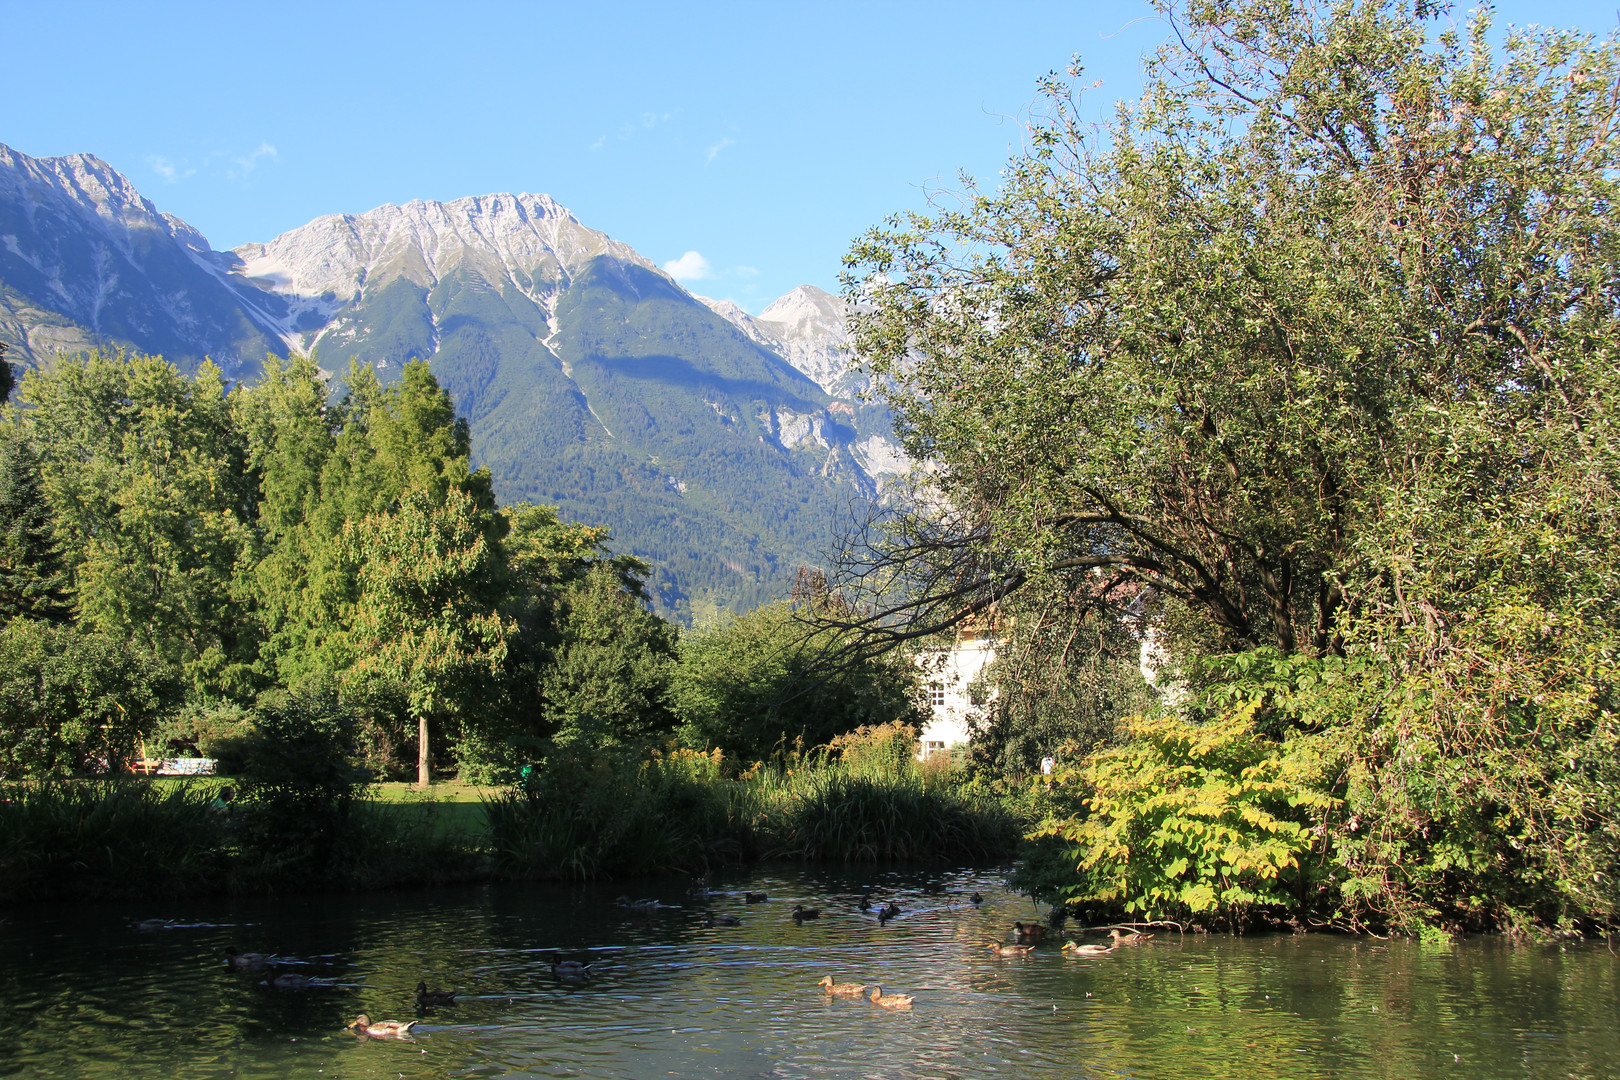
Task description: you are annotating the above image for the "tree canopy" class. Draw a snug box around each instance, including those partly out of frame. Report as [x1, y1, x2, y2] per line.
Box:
[841, 0, 1620, 930]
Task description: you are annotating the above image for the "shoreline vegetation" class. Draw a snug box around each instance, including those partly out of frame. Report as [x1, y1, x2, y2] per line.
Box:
[0, 729, 1023, 905]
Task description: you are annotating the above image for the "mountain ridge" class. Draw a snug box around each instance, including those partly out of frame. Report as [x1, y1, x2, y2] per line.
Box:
[0, 143, 901, 621]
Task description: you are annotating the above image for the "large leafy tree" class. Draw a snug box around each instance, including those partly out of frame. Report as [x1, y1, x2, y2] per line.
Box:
[238, 356, 498, 690]
[12, 352, 261, 699]
[341, 486, 512, 787]
[841, 1, 1620, 928]
[841, 0, 1619, 660]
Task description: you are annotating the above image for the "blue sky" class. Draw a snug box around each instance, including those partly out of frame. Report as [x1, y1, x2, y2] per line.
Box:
[7, 1, 1616, 312]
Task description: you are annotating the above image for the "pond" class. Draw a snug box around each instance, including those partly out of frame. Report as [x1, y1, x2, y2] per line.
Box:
[2, 866, 1615, 1079]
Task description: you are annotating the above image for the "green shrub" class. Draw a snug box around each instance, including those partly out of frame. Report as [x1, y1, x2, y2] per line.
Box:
[1024, 702, 1337, 928]
[486, 745, 741, 878]
[214, 690, 366, 885]
[0, 620, 179, 778]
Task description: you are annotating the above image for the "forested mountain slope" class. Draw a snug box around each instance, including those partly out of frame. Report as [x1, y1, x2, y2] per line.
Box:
[0, 145, 901, 619]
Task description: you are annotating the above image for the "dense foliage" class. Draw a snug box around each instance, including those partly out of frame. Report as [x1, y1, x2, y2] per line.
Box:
[843, 0, 1620, 934]
[0, 348, 917, 796]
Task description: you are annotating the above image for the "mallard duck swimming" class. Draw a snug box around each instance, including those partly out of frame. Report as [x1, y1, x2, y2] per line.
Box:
[349, 1014, 417, 1038]
[225, 950, 273, 970]
[267, 972, 323, 990]
[876, 902, 903, 926]
[969, 892, 983, 905]
[818, 976, 868, 997]
[1061, 941, 1116, 956]
[858, 896, 872, 912]
[986, 942, 1036, 957]
[549, 956, 592, 983]
[744, 892, 768, 904]
[868, 986, 915, 1009]
[615, 896, 661, 913]
[1014, 921, 1048, 943]
[1109, 929, 1152, 946]
[416, 981, 456, 1006]
[705, 912, 742, 927]
[792, 905, 821, 923]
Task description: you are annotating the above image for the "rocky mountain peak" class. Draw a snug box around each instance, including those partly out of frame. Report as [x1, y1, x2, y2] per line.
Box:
[231, 191, 656, 310]
[699, 283, 853, 395]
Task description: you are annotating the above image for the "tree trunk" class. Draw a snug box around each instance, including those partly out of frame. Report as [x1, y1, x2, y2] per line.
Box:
[417, 714, 431, 789]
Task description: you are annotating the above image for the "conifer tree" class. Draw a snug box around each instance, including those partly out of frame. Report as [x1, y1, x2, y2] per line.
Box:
[0, 426, 71, 624]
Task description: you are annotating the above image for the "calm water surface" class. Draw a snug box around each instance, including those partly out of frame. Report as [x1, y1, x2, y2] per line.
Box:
[2, 867, 1615, 1079]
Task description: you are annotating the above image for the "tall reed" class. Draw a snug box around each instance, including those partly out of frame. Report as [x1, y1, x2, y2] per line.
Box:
[0, 780, 227, 902]
[485, 733, 1023, 879]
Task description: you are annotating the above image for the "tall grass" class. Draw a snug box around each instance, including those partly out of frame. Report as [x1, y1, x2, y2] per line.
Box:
[0, 780, 227, 902]
[487, 726, 1023, 879]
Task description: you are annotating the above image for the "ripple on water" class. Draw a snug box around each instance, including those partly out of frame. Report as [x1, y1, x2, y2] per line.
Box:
[1, 868, 1617, 1079]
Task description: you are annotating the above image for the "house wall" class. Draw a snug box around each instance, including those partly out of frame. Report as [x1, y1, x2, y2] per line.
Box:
[916, 634, 997, 759]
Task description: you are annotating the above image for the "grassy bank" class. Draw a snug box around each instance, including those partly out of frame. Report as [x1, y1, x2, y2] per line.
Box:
[0, 739, 1023, 903]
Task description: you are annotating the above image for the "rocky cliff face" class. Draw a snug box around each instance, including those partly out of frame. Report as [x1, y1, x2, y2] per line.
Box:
[0, 144, 283, 375]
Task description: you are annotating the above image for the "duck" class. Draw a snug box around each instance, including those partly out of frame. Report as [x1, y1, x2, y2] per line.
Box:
[878, 902, 902, 926]
[857, 896, 872, 912]
[705, 912, 742, 927]
[1109, 928, 1153, 946]
[349, 1014, 418, 1038]
[416, 981, 457, 1006]
[615, 896, 661, 913]
[868, 986, 915, 1009]
[818, 975, 869, 997]
[549, 956, 593, 983]
[792, 904, 821, 923]
[970, 892, 984, 905]
[1014, 921, 1048, 943]
[1061, 941, 1117, 956]
[986, 942, 1036, 957]
[267, 972, 322, 990]
[225, 950, 273, 970]
[744, 892, 768, 904]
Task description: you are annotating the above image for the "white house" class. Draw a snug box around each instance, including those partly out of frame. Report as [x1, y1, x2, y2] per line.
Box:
[915, 623, 999, 759]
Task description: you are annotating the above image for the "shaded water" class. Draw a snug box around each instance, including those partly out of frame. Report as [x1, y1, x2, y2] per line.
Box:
[2, 867, 1616, 1079]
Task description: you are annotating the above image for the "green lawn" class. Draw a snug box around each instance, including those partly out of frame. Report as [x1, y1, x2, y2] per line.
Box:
[146, 776, 504, 843]
[360, 781, 504, 842]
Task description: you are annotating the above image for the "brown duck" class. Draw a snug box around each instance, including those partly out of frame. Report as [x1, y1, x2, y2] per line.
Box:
[985, 942, 1037, 957]
[818, 976, 868, 997]
[868, 986, 915, 1009]
[349, 1014, 418, 1038]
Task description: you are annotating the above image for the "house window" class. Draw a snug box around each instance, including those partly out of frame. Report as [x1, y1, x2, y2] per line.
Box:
[923, 740, 946, 760]
[927, 683, 946, 708]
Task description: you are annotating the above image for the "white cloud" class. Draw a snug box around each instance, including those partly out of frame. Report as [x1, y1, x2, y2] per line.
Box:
[591, 109, 678, 151]
[705, 136, 736, 164]
[663, 251, 713, 281]
[231, 142, 278, 175]
[145, 155, 193, 183]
